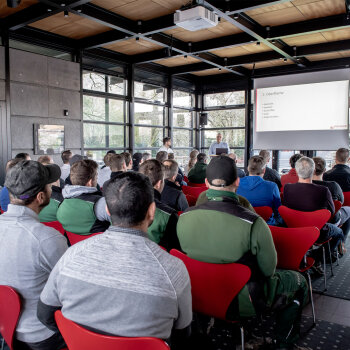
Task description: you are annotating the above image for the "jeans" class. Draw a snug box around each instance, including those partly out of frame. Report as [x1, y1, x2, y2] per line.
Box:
[321, 223, 344, 254]
[338, 206, 350, 242]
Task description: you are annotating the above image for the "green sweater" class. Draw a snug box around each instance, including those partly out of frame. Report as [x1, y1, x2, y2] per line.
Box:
[187, 162, 207, 184]
[177, 189, 277, 317]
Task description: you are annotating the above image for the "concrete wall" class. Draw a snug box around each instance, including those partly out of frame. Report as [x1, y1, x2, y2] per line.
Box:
[0, 47, 5, 101]
[9, 49, 82, 165]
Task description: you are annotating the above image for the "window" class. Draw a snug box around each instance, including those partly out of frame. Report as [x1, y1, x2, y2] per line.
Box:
[278, 151, 301, 174]
[316, 151, 336, 171]
[204, 91, 245, 108]
[134, 82, 166, 104]
[83, 71, 126, 95]
[173, 90, 193, 108]
[135, 127, 164, 148]
[135, 103, 166, 126]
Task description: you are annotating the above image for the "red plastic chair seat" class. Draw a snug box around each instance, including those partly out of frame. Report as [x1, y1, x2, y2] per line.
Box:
[0, 286, 21, 350]
[182, 186, 206, 199]
[65, 231, 102, 245]
[42, 221, 65, 235]
[185, 194, 197, 207]
[187, 182, 207, 188]
[253, 206, 273, 222]
[55, 311, 169, 350]
[343, 191, 350, 207]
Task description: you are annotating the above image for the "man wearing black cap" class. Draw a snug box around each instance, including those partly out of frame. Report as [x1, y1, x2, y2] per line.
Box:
[177, 155, 308, 350]
[0, 160, 68, 350]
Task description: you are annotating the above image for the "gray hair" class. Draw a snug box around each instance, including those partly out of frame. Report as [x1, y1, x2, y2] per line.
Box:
[295, 157, 315, 179]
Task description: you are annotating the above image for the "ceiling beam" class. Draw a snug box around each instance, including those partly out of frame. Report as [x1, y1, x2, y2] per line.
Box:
[79, 31, 131, 50]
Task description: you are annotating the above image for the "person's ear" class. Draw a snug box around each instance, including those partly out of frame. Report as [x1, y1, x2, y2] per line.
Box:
[234, 177, 240, 188]
[155, 179, 162, 191]
[106, 205, 111, 217]
[86, 178, 93, 187]
[205, 178, 210, 188]
[147, 202, 156, 222]
[171, 174, 177, 182]
[262, 167, 266, 175]
[36, 190, 46, 205]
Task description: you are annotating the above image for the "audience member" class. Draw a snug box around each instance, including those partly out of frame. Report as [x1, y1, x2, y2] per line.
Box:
[102, 154, 127, 190]
[0, 159, 21, 212]
[177, 155, 308, 349]
[60, 150, 72, 181]
[259, 150, 282, 190]
[97, 152, 114, 187]
[187, 153, 207, 184]
[228, 153, 246, 178]
[237, 156, 282, 225]
[184, 149, 199, 176]
[141, 152, 151, 164]
[139, 160, 180, 250]
[156, 151, 168, 163]
[38, 172, 191, 347]
[65, 154, 86, 185]
[121, 152, 133, 170]
[15, 152, 31, 160]
[166, 152, 184, 184]
[161, 160, 189, 212]
[281, 153, 303, 190]
[0, 160, 68, 350]
[324, 148, 350, 191]
[38, 155, 53, 164]
[158, 136, 174, 154]
[283, 157, 344, 261]
[132, 152, 143, 171]
[57, 160, 110, 235]
[168, 153, 175, 160]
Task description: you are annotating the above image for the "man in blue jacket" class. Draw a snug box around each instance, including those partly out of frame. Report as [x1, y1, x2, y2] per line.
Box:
[237, 155, 282, 225]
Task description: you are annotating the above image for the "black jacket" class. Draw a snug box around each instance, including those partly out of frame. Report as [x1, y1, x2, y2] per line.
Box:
[313, 180, 344, 203]
[161, 180, 189, 212]
[263, 166, 282, 190]
[324, 164, 350, 192]
[237, 168, 246, 178]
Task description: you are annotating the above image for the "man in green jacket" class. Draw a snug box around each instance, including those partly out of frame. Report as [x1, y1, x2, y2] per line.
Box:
[187, 153, 207, 184]
[177, 155, 308, 350]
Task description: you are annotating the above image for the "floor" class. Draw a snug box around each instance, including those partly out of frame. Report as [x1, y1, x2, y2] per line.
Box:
[303, 294, 350, 326]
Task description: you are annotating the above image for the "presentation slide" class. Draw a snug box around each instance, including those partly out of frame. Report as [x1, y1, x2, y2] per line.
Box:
[256, 80, 349, 132]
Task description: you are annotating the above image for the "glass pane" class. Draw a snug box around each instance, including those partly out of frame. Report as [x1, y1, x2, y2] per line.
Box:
[134, 127, 163, 148]
[173, 109, 192, 128]
[173, 129, 192, 148]
[278, 151, 301, 174]
[203, 129, 245, 148]
[316, 151, 337, 171]
[84, 123, 106, 148]
[232, 149, 245, 168]
[109, 99, 124, 123]
[134, 81, 165, 103]
[206, 109, 245, 128]
[85, 150, 109, 166]
[109, 125, 124, 148]
[135, 103, 164, 125]
[108, 75, 125, 95]
[173, 149, 193, 168]
[173, 90, 193, 107]
[83, 71, 105, 92]
[204, 91, 245, 107]
[134, 149, 158, 158]
[83, 95, 106, 121]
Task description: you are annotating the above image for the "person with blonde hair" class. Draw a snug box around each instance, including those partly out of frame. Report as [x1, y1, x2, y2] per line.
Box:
[184, 149, 199, 176]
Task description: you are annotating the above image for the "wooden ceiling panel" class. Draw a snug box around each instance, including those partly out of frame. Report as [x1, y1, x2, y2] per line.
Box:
[0, 0, 37, 18]
[295, 0, 345, 20]
[291, 0, 320, 5]
[91, 0, 137, 11]
[243, 59, 293, 69]
[29, 13, 112, 39]
[245, 2, 294, 16]
[306, 51, 344, 61]
[322, 28, 350, 42]
[155, 55, 201, 67]
[339, 50, 350, 58]
[192, 68, 227, 76]
[163, 20, 242, 42]
[104, 38, 163, 55]
[283, 33, 328, 46]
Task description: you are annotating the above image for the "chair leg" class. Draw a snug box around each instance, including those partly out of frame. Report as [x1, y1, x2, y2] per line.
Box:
[240, 326, 245, 350]
[307, 272, 316, 326]
[323, 246, 327, 291]
[1, 337, 4, 350]
[327, 241, 334, 277]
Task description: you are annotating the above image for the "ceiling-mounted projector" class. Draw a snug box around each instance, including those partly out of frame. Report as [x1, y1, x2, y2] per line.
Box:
[7, 0, 21, 8]
[174, 6, 218, 31]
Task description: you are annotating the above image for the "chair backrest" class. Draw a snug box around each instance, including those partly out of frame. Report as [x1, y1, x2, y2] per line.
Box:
[170, 249, 251, 320]
[278, 205, 331, 230]
[343, 191, 350, 207]
[183, 176, 189, 183]
[268, 226, 319, 270]
[185, 194, 197, 207]
[182, 186, 206, 198]
[253, 206, 273, 222]
[177, 211, 183, 216]
[55, 311, 169, 350]
[0, 286, 21, 350]
[187, 182, 207, 188]
[42, 221, 65, 235]
[66, 231, 102, 245]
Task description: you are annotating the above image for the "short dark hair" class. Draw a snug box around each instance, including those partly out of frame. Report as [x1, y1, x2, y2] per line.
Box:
[290, 153, 303, 168]
[15, 153, 30, 161]
[248, 156, 265, 175]
[6, 158, 21, 172]
[109, 154, 125, 171]
[104, 172, 154, 227]
[37, 155, 52, 165]
[61, 150, 72, 164]
[121, 152, 132, 166]
[107, 150, 116, 154]
[336, 148, 349, 163]
[197, 153, 207, 163]
[142, 152, 151, 162]
[156, 151, 168, 163]
[70, 160, 98, 186]
[163, 160, 178, 180]
[139, 159, 164, 187]
[259, 150, 270, 163]
[313, 157, 326, 176]
[103, 153, 114, 167]
[163, 137, 171, 145]
[168, 153, 175, 160]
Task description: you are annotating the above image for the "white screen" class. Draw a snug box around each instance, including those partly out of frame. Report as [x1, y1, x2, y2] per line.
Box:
[256, 81, 349, 132]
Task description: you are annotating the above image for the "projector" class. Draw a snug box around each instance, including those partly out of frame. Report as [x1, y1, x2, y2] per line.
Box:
[174, 6, 218, 31]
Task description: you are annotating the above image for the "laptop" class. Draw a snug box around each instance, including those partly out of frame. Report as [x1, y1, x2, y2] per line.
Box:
[216, 148, 229, 155]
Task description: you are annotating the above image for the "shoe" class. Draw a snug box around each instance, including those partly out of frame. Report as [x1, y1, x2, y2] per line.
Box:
[311, 264, 324, 276]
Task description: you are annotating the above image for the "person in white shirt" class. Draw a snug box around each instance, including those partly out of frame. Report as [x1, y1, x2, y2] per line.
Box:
[60, 150, 72, 180]
[97, 151, 115, 187]
[158, 137, 174, 154]
[209, 133, 230, 157]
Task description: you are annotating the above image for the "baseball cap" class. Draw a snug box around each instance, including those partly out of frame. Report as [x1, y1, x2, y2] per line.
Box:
[206, 155, 238, 187]
[5, 160, 61, 200]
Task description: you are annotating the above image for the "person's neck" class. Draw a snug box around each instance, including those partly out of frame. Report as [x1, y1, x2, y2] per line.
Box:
[111, 169, 123, 173]
[166, 178, 175, 183]
[26, 203, 41, 215]
[248, 173, 263, 178]
[336, 161, 347, 165]
[114, 223, 148, 234]
[312, 174, 323, 181]
[208, 185, 236, 193]
[298, 178, 312, 184]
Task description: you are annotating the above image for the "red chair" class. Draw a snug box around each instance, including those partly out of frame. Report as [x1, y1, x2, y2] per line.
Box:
[183, 175, 189, 183]
[343, 191, 350, 206]
[331, 200, 342, 222]
[253, 206, 273, 222]
[0, 209, 4, 214]
[0, 286, 21, 350]
[65, 231, 102, 245]
[182, 186, 206, 199]
[185, 194, 197, 207]
[269, 226, 320, 324]
[177, 211, 183, 216]
[170, 249, 251, 349]
[43, 221, 65, 235]
[187, 182, 207, 188]
[55, 310, 169, 350]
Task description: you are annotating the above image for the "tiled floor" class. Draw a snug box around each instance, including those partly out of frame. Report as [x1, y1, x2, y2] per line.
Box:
[303, 294, 350, 326]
